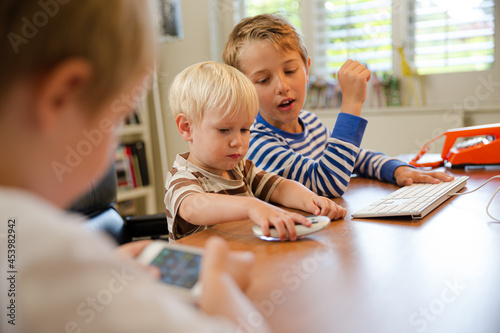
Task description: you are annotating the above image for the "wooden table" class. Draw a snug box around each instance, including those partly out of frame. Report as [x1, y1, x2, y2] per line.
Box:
[178, 167, 500, 333]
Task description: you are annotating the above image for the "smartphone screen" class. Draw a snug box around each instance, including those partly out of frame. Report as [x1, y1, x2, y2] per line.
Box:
[150, 248, 201, 288]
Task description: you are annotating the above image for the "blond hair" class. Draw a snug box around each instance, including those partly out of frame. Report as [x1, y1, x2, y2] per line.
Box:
[0, 0, 157, 108]
[223, 14, 308, 71]
[169, 61, 259, 125]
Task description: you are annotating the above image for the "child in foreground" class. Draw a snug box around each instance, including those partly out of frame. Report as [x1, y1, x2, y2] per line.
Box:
[222, 14, 453, 197]
[165, 61, 346, 241]
[0, 1, 270, 332]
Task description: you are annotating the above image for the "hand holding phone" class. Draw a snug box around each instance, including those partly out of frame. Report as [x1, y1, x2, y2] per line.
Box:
[136, 238, 255, 303]
[138, 238, 267, 330]
[136, 241, 203, 301]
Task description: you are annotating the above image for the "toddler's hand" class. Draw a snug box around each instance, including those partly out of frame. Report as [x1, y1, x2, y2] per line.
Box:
[304, 195, 347, 221]
[248, 200, 311, 241]
[338, 59, 371, 116]
[393, 166, 454, 186]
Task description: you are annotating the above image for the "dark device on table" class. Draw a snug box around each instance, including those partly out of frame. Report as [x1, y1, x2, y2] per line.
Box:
[410, 123, 500, 168]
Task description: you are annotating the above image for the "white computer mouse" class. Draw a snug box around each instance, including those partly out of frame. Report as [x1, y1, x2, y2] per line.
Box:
[251, 215, 331, 241]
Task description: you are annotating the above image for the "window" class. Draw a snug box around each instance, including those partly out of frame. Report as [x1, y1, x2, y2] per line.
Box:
[243, 0, 302, 29]
[315, 0, 393, 75]
[413, 0, 495, 74]
[238, 0, 495, 76]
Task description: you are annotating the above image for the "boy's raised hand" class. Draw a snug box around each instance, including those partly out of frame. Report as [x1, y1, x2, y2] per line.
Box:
[338, 59, 371, 117]
[304, 195, 347, 221]
[248, 200, 312, 241]
[393, 166, 454, 186]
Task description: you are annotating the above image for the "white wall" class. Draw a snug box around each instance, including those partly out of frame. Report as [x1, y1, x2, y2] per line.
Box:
[158, 0, 212, 170]
[316, 105, 500, 157]
[157, 0, 235, 171]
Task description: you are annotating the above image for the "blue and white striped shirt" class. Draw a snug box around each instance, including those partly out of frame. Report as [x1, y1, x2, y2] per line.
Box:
[247, 110, 407, 197]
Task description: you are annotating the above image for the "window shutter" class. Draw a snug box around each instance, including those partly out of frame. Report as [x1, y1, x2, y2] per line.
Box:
[413, 0, 495, 74]
[237, 0, 495, 76]
[243, 0, 302, 29]
[314, 0, 393, 76]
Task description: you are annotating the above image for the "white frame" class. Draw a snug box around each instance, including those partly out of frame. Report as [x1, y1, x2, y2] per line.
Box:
[157, 0, 184, 43]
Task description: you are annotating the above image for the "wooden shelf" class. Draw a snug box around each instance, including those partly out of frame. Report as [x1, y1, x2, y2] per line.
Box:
[116, 185, 154, 202]
[120, 124, 146, 136]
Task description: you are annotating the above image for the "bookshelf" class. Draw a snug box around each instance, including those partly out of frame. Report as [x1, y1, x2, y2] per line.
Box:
[115, 96, 158, 216]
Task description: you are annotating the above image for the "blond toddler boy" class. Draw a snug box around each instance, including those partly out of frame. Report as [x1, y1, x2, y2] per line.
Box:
[165, 61, 346, 241]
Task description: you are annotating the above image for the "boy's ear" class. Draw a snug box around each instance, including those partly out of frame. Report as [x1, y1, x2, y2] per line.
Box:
[305, 57, 311, 84]
[175, 113, 194, 141]
[34, 58, 93, 132]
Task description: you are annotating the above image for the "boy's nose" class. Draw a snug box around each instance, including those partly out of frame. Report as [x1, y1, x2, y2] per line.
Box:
[275, 75, 290, 95]
[230, 134, 243, 147]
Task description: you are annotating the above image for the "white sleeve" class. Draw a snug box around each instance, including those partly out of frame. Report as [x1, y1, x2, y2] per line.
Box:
[0, 190, 236, 333]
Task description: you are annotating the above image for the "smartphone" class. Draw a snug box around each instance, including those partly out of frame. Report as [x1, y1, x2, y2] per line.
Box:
[136, 241, 203, 300]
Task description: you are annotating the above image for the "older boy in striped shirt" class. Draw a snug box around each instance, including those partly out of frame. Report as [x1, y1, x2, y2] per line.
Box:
[222, 14, 453, 198]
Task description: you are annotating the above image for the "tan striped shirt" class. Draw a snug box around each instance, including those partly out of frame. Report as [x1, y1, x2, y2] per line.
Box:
[164, 152, 283, 240]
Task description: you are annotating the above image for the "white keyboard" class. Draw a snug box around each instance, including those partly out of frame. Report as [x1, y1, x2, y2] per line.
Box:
[352, 176, 469, 219]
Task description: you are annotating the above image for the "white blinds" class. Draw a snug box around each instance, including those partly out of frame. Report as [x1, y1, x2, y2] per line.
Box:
[313, 0, 393, 76]
[244, 0, 302, 29]
[413, 0, 495, 74]
[239, 0, 495, 76]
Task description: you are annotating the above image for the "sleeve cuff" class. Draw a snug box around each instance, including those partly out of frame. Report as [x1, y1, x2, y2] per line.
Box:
[380, 159, 413, 183]
[332, 113, 368, 147]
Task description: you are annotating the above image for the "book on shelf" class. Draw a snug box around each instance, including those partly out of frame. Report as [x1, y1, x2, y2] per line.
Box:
[113, 140, 149, 191]
[129, 140, 149, 186]
[124, 107, 141, 125]
[114, 145, 133, 190]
